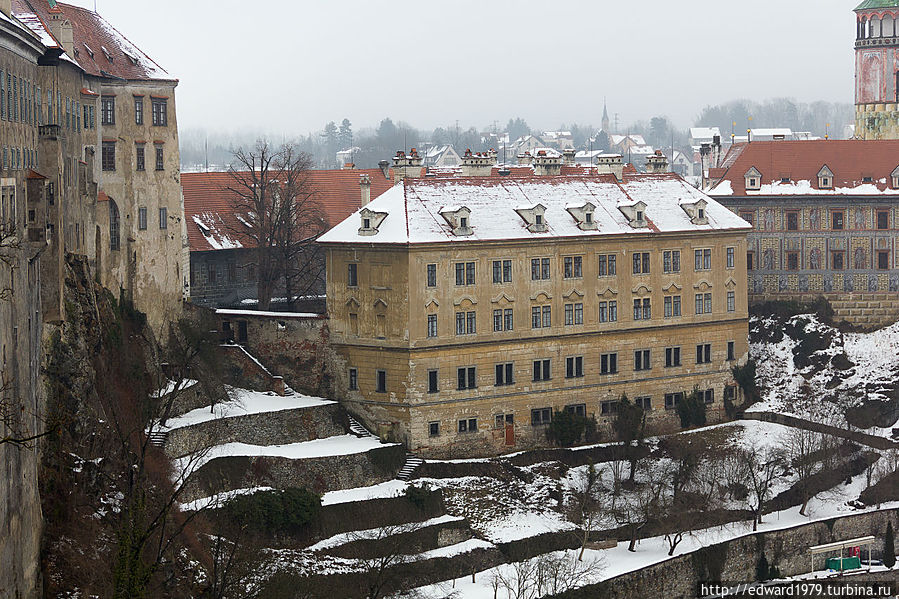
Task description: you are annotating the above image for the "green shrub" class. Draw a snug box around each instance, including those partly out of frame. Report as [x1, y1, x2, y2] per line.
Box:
[404, 483, 431, 510]
[676, 387, 707, 429]
[885, 521, 896, 569]
[756, 554, 770, 581]
[221, 487, 321, 535]
[546, 410, 593, 447]
[732, 359, 758, 404]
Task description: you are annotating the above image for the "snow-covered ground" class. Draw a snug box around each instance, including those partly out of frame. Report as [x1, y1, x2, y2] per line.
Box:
[320, 480, 409, 506]
[160, 387, 334, 432]
[748, 314, 899, 436]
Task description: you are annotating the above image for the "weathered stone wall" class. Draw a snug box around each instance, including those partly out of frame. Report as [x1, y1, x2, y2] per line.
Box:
[164, 403, 346, 457]
[219, 343, 285, 395]
[552, 508, 899, 599]
[753, 292, 899, 329]
[181, 443, 405, 501]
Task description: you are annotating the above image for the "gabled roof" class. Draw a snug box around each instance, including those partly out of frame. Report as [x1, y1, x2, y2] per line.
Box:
[707, 140, 899, 196]
[182, 169, 395, 252]
[11, 0, 171, 81]
[855, 0, 899, 11]
[319, 173, 749, 246]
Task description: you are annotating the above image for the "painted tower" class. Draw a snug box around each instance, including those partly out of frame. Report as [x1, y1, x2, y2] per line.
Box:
[855, 0, 899, 138]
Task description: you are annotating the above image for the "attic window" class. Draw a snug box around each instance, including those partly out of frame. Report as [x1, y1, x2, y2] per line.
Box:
[585, 212, 593, 224]
[780, 177, 790, 184]
[514, 204, 548, 233]
[680, 198, 709, 225]
[566, 201, 597, 231]
[618, 201, 648, 229]
[358, 207, 388, 236]
[698, 208, 705, 219]
[460, 216, 468, 228]
[83, 43, 94, 58]
[101, 46, 113, 62]
[744, 167, 762, 191]
[892, 166, 899, 188]
[635, 210, 644, 222]
[535, 214, 543, 226]
[439, 206, 473, 237]
[817, 166, 834, 189]
[863, 176, 873, 183]
[821, 177, 831, 188]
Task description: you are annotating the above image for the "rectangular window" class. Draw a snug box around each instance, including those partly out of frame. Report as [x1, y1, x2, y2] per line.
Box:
[565, 356, 584, 378]
[455, 311, 476, 335]
[347, 263, 358, 287]
[786, 212, 799, 231]
[504, 308, 513, 331]
[877, 250, 890, 270]
[427, 314, 438, 338]
[531, 407, 552, 426]
[532, 359, 551, 382]
[787, 252, 799, 271]
[134, 96, 144, 125]
[455, 262, 464, 285]
[532, 306, 551, 328]
[600, 352, 618, 375]
[348, 368, 358, 390]
[633, 252, 650, 274]
[727, 341, 735, 361]
[429, 421, 440, 437]
[495, 362, 514, 386]
[428, 369, 438, 393]
[531, 257, 551, 280]
[727, 291, 736, 312]
[457, 367, 477, 390]
[704, 389, 715, 404]
[664, 392, 683, 410]
[455, 262, 475, 285]
[600, 400, 619, 415]
[136, 144, 146, 171]
[831, 211, 844, 230]
[634, 349, 651, 371]
[151, 97, 167, 126]
[101, 96, 115, 125]
[492, 259, 512, 283]
[376, 370, 387, 393]
[635, 396, 652, 411]
[665, 347, 681, 367]
[564, 303, 583, 325]
[566, 403, 587, 417]
[876, 210, 889, 230]
[727, 247, 735, 269]
[694, 248, 712, 271]
[696, 343, 712, 364]
[831, 251, 845, 270]
[563, 256, 583, 278]
[597, 254, 617, 277]
[494, 309, 503, 332]
[633, 298, 651, 320]
[663, 250, 681, 273]
[138, 207, 147, 230]
[426, 263, 437, 287]
[155, 145, 164, 170]
[458, 418, 478, 434]
[695, 293, 712, 315]
[101, 141, 115, 171]
[664, 295, 682, 318]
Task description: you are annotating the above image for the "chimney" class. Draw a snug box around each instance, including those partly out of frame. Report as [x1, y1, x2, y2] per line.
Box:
[359, 173, 372, 206]
[594, 153, 624, 181]
[392, 148, 423, 184]
[47, 8, 75, 58]
[645, 150, 669, 174]
[378, 160, 390, 180]
[517, 151, 533, 166]
[533, 151, 562, 176]
[0, 0, 10, 19]
[460, 149, 496, 177]
[562, 149, 576, 166]
[699, 143, 711, 189]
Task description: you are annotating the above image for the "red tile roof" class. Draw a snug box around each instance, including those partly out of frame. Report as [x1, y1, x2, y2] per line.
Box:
[710, 140, 899, 195]
[11, 0, 172, 81]
[182, 169, 395, 253]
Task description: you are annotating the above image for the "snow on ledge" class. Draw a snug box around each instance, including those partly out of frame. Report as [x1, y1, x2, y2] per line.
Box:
[215, 308, 322, 319]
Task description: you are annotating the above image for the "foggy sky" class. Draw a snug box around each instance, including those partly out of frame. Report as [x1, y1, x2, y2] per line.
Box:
[62, 0, 858, 134]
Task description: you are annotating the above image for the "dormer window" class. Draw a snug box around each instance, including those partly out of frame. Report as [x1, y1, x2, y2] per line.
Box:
[440, 206, 473, 236]
[744, 167, 762, 191]
[515, 203, 548, 233]
[891, 165, 899, 188]
[863, 176, 874, 183]
[817, 165, 833, 189]
[566, 201, 597, 231]
[680, 198, 709, 225]
[618, 201, 648, 228]
[358, 207, 388, 236]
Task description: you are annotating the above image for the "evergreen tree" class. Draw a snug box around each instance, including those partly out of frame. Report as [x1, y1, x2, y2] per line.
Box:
[338, 118, 353, 150]
[885, 521, 896, 569]
[676, 387, 708, 429]
[322, 121, 339, 166]
[756, 554, 770, 581]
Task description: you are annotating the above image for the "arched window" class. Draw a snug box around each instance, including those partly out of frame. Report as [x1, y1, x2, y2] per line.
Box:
[109, 199, 120, 251]
[870, 17, 880, 38]
[860, 18, 867, 39]
[884, 15, 894, 37]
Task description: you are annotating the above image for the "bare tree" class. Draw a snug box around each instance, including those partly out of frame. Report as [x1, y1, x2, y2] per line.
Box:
[612, 394, 646, 482]
[735, 442, 785, 531]
[348, 522, 424, 599]
[227, 141, 326, 311]
[612, 462, 668, 552]
[566, 461, 608, 561]
[490, 551, 604, 598]
[785, 428, 824, 516]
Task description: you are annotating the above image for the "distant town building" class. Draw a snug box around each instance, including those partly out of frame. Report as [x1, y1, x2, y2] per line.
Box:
[424, 144, 461, 168]
[540, 131, 575, 150]
[854, 0, 899, 139]
[182, 168, 394, 308]
[707, 140, 899, 327]
[320, 156, 751, 457]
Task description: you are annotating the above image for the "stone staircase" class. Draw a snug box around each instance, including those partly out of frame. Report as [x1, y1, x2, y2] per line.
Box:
[397, 453, 424, 481]
[148, 430, 169, 449]
[348, 415, 374, 438]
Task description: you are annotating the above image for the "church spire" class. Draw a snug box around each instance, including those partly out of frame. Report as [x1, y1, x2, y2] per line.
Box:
[601, 98, 610, 133]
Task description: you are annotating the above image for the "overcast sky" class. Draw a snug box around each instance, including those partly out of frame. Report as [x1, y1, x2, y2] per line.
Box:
[63, 0, 858, 134]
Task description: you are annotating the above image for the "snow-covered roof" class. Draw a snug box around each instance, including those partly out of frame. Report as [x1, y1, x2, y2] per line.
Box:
[319, 174, 750, 246]
[750, 128, 793, 138]
[690, 127, 721, 140]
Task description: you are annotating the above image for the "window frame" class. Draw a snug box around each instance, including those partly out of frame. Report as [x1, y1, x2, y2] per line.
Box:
[376, 369, 387, 393]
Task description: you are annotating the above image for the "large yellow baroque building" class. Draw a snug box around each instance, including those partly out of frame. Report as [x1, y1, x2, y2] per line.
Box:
[320, 171, 752, 458]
